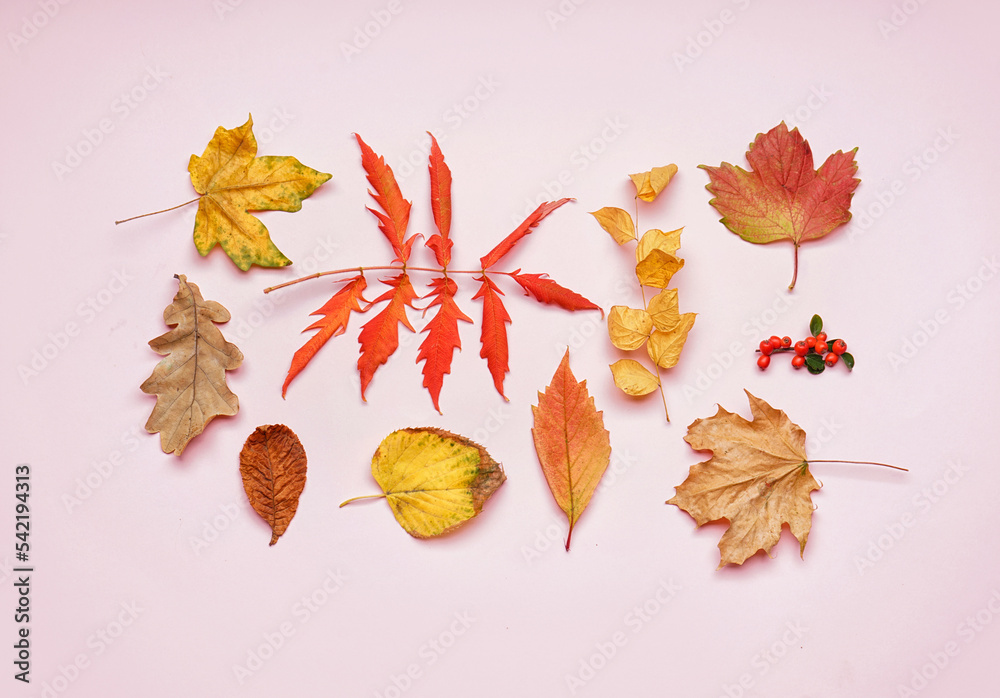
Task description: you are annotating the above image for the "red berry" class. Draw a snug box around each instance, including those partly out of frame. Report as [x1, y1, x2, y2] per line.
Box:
[769, 336, 783, 350]
[815, 341, 829, 354]
[805, 336, 817, 349]
[791, 355, 806, 369]
[781, 336, 792, 348]
[794, 341, 808, 356]
[824, 353, 839, 366]
[759, 340, 773, 356]
[832, 339, 847, 355]
[757, 355, 771, 370]
[816, 332, 828, 342]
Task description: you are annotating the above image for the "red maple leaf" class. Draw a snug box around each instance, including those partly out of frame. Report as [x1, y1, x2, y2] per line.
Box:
[700, 122, 859, 289]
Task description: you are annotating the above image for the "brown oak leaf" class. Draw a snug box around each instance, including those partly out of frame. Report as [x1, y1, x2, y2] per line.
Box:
[140, 274, 243, 455]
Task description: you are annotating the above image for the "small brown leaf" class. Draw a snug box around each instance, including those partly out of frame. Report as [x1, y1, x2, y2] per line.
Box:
[239, 424, 308, 546]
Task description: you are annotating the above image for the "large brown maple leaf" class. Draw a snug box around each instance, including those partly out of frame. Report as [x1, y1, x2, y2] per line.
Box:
[668, 390, 821, 568]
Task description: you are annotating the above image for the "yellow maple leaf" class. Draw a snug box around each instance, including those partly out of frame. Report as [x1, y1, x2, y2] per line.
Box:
[188, 115, 331, 270]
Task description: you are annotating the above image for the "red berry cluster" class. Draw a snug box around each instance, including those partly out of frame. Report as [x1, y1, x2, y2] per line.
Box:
[755, 315, 854, 374]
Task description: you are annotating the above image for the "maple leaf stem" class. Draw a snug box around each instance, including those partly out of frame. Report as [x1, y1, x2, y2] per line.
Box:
[809, 459, 908, 472]
[263, 266, 514, 294]
[789, 243, 800, 290]
[114, 197, 202, 225]
[339, 493, 389, 507]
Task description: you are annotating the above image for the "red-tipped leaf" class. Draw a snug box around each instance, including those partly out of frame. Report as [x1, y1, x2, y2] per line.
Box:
[472, 275, 511, 399]
[282, 274, 368, 397]
[425, 133, 453, 267]
[511, 271, 603, 318]
[355, 133, 415, 263]
[479, 198, 573, 270]
[357, 273, 418, 400]
[417, 276, 473, 413]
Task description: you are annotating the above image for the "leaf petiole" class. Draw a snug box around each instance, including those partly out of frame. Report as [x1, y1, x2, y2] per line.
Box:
[115, 197, 202, 225]
[809, 459, 908, 472]
[339, 493, 388, 507]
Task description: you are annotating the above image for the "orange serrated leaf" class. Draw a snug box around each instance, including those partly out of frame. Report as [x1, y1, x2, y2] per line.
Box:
[425, 133, 453, 267]
[532, 350, 612, 550]
[281, 274, 368, 398]
[417, 277, 473, 414]
[700, 122, 859, 289]
[355, 133, 415, 264]
[510, 271, 603, 317]
[472, 275, 511, 399]
[479, 198, 572, 270]
[357, 273, 418, 400]
[239, 424, 307, 546]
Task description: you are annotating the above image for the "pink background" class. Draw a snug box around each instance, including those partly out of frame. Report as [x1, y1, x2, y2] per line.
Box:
[3, 1, 998, 696]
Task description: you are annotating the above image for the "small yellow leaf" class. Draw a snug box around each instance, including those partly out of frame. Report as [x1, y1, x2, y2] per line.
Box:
[610, 359, 660, 396]
[608, 306, 652, 350]
[636, 249, 685, 288]
[341, 428, 505, 539]
[647, 313, 696, 369]
[629, 164, 678, 202]
[590, 207, 636, 245]
[646, 288, 680, 331]
[636, 227, 683, 263]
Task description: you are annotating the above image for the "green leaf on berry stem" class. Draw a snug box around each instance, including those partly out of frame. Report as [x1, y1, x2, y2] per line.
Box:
[841, 352, 855, 370]
[805, 353, 825, 374]
[809, 314, 823, 336]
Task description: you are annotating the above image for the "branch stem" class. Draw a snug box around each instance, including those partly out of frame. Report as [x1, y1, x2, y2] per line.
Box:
[263, 266, 515, 294]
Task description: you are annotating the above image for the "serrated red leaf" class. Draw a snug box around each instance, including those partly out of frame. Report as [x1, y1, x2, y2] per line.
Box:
[425, 133, 453, 267]
[417, 277, 473, 413]
[355, 133, 415, 263]
[357, 273, 418, 400]
[282, 274, 368, 397]
[472, 275, 511, 399]
[511, 271, 604, 318]
[479, 198, 572, 270]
